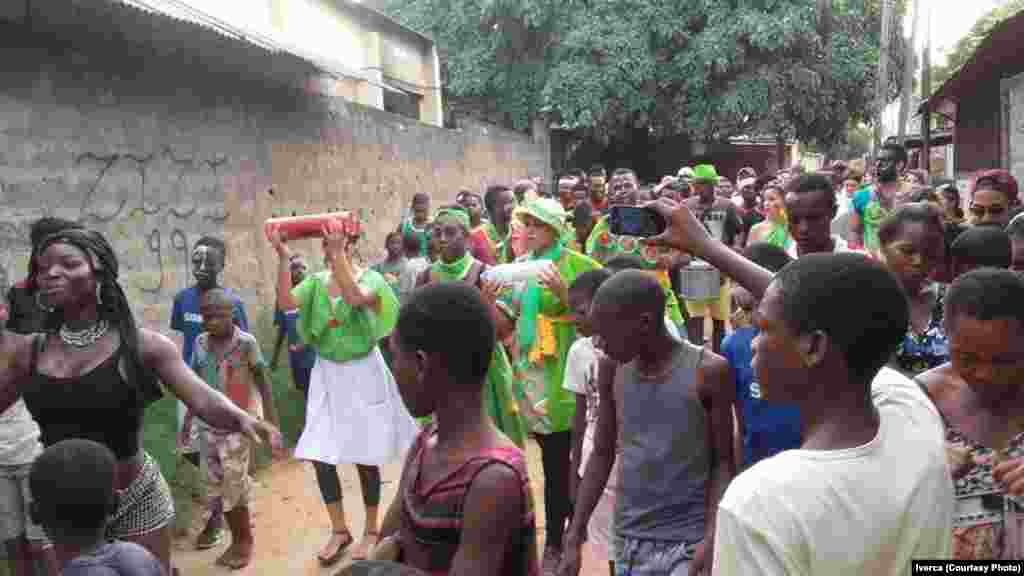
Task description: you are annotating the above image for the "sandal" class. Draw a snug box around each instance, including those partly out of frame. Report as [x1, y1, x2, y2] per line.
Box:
[317, 529, 354, 567]
[195, 525, 225, 550]
[350, 531, 380, 562]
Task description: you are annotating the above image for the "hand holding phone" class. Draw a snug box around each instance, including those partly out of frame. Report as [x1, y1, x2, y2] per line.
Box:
[608, 205, 668, 237]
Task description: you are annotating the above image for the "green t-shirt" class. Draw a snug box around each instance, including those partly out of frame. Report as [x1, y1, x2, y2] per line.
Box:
[512, 248, 601, 434]
[291, 269, 399, 364]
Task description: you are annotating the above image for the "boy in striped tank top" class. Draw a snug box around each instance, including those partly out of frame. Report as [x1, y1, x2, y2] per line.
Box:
[374, 283, 539, 576]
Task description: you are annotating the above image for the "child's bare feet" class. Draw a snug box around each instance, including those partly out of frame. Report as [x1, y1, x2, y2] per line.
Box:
[350, 531, 379, 561]
[214, 544, 252, 570]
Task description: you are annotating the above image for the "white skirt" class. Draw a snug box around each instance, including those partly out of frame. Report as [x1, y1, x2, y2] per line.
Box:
[294, 348, 419, 466]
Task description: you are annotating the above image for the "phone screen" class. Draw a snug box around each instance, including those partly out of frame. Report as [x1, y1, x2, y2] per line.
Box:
[608, 205, 667, 237]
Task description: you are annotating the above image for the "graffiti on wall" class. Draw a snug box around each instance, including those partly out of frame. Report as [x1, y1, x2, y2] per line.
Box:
[0, 146, 235, 323]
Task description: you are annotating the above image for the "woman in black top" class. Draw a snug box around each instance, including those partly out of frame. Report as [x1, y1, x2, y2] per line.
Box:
[0, 228, 282, 574]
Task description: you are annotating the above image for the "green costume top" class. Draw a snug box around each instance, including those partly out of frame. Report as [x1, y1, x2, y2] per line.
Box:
[291, 269, 398, 364]
[512, 246, 601, 434]
[764, 220, 793, 250]
[585, 215, 687, 325]
[426, 251, 528, 447]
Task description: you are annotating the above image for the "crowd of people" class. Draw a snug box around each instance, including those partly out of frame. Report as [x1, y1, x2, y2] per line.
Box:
[1, 140, 1024, 576]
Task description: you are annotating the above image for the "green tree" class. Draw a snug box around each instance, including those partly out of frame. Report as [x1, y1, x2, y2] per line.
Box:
[384, 0, 905, 150]
[930, 0, 1024, 91]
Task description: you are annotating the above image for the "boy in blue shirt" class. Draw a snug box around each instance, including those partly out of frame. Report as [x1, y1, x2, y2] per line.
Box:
[721, 242, 801, 470]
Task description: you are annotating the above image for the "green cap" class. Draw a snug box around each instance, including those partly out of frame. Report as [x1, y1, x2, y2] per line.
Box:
[513, 198, 568, 236]
[692, 164, 720, 184]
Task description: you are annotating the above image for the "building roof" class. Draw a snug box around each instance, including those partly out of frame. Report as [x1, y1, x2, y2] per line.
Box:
[112, 0, 433, 90]
[923, 9, 1024, 120]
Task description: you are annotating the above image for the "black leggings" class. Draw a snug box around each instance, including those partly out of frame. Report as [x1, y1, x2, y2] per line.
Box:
[314, 461, 381, 507]
[535, 430, 573, 549]
[300, 388, 382, 507]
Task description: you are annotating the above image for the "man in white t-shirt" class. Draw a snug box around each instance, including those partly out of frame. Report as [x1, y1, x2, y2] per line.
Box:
[783, 173, 856, 259]
[642, 200, 953, 575]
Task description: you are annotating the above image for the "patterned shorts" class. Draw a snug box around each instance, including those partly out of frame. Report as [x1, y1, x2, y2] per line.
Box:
[37, 451, 175, 545]
[0, 462, 47, 542]
[613, 534, 699, 576]
[205, 430, 252, 512]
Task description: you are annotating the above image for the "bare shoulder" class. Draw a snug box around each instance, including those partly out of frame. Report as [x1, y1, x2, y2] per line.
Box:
[138, 328, 178, 361]
[466, 462, 523, 510]
[697, 349, 732, 398]
[917, 363, 958, 403]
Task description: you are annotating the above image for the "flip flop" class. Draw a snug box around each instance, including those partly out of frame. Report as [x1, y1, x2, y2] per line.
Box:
[317, 529, 354, 567]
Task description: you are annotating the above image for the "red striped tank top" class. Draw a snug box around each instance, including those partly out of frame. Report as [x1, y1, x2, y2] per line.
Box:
[398, 425, 539, 576]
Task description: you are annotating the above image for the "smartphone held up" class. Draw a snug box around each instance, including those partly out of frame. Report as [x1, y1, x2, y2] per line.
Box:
[607, 205, 667, 238]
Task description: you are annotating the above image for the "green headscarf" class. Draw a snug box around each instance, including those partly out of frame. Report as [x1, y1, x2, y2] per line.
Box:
[432, 208, 475, 280]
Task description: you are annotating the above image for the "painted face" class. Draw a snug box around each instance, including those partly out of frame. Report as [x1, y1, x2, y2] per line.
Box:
[879, 221, 944, 294]
[389, 331, 432, 418]
[435, 219, 468, 264]
[785, 189, 835, 255]
[1012, 238, 1024, 272]
[751, 282, 807, 402]
[192, 245, 224, 288]
[568, 290, 594, 338]
[947, 314, 1024, 410]
[969, 188, 1011, 228]
[36, 242, 98, 310]
[608, 174, 638, 205]
[521, 214, 557, 254]
[200, 300, 234, 339]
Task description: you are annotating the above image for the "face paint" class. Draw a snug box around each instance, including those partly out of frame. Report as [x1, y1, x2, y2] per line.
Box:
[192, 245, 223, 288]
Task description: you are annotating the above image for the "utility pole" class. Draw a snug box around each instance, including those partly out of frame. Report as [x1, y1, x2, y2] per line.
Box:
[875, 0, 894, 155]
[921, 0, 932, 173]
[898, 0, 920, 143]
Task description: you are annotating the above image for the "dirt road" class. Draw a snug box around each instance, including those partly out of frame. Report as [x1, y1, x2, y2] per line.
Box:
[172, 442, 610, 576]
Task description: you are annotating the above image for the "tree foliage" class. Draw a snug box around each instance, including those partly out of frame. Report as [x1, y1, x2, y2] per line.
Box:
[384, 0, 906, 149]
[929, 0, 1024, 91]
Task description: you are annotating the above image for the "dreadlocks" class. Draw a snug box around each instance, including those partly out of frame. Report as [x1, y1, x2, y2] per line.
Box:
[35, 229, 162, 405]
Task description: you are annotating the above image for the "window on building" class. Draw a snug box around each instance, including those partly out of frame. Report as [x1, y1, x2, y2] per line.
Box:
[384, 88, 421, 122]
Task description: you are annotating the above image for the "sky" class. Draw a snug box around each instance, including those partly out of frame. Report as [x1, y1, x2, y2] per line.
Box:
[910, 0, 1011, 66]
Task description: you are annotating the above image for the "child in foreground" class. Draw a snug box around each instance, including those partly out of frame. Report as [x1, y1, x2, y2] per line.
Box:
[375, 282, 540, 575]
[562, 269, 615, 575]
[182, 288, 282, 569]
[29, 439, 165, 575]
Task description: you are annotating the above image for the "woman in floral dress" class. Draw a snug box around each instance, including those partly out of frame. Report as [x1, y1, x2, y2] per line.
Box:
[918, 269, 1024, 559]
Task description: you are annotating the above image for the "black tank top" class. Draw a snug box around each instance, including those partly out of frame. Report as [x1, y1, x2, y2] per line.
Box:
[21, 336, 145, 460]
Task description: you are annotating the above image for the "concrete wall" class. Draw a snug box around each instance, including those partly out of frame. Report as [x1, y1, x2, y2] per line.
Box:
[0, 15, 545, 330]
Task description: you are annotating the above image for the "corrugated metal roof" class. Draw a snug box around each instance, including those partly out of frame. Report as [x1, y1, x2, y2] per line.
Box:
[109, 0, 412, 90]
